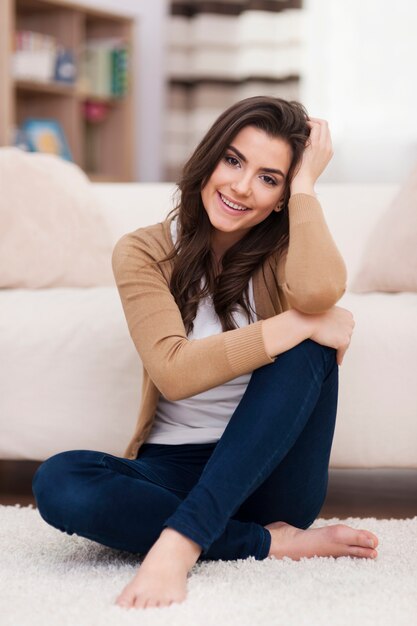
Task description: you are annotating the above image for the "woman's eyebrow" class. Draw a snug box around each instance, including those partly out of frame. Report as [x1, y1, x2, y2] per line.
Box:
[228, 144, 285, 178]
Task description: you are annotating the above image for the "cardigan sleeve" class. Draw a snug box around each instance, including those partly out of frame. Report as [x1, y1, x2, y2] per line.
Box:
[112, 225, 275, 401]
[276, 193, 348, 314]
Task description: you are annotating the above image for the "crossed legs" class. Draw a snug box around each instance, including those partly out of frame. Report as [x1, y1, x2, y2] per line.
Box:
[32, 339, 379, 610]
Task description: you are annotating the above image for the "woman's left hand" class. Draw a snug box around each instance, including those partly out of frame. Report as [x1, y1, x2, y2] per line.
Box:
[290, 118, 334, 192]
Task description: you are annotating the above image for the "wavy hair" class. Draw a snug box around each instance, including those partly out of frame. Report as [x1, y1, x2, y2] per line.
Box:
[160, 95, 310, 334]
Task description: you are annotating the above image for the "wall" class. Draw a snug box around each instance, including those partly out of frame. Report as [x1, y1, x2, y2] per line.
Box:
[302, 0, 417, 183]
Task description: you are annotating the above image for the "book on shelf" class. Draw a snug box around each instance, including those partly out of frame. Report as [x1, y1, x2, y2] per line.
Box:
[78, 38, 130, 99]
[13, 30, 57, 82]
[12, 31, 128, 94]
[12, 30, 76, 84]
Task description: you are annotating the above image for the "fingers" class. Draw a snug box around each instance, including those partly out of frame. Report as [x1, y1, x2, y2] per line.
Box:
[306, 118, 327, 139]
[337, 333, 353, 366]
[307, 117, 329, 131]
[306, 118, 333, 156]
[337, 344, 348, 366]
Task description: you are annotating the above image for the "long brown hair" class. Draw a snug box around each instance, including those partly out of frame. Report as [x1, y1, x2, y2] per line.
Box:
[160, 96, 310, 334]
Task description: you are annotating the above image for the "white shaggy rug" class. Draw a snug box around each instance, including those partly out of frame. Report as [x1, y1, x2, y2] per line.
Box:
[1, 505, 416, 626]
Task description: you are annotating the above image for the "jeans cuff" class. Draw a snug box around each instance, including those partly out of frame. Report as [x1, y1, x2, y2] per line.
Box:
[256, 526, 272, 560]
[162, 519, 208, 552]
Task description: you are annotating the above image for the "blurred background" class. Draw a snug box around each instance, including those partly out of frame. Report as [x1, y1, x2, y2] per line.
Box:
[1, 0, 416, 183]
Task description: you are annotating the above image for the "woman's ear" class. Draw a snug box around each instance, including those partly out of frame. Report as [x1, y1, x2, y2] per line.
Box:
[274, 201, 284, 213]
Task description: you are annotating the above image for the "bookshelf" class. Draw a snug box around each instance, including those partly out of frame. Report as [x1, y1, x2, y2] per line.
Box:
[0, 0, 135, 182]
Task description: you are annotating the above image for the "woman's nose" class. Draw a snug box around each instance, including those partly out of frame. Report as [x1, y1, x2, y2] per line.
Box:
[230, 176, 252, 197]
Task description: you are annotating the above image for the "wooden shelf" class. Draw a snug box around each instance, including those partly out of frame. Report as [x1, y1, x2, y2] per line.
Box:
[86, 172, 125, 182]
[16, 79, 125, 105]
[0, 0, 135, 181]
[16, 78, 75, 95]
[75, 91, 123, 105]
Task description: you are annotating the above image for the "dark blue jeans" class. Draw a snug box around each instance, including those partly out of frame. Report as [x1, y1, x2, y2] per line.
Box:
[32, 339, 338, 562]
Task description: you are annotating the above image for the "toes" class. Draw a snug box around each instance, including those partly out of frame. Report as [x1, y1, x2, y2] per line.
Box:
[356, 533, 373, 547]
[115, 592, 134, 609]
[347, 545, 378, 559]
[134, 595, 146, 610]
[330, 523, 353, 543]
[328, 524, 380, 558]
[144, 599, 159, 609]
[355, 528, 378, 547]
[115, 600, 131, 610]
[357, 531, 379, 548]
[332, 524, 379, 549]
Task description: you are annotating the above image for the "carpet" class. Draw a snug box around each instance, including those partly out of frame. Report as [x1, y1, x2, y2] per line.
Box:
[1, 505, 416, 626]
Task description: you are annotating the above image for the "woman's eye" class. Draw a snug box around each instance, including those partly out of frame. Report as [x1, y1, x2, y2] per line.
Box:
[261, 175, 277, 186]
[224, 155, 239, 166]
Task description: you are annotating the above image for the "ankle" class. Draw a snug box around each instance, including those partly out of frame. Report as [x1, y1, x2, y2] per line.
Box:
[159, 527, 202, 566]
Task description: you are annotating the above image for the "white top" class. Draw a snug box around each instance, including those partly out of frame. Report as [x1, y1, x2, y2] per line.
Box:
[145, 217, 257, 444]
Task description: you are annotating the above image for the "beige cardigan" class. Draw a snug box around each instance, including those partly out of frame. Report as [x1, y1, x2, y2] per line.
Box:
[111, 193, 348, 460]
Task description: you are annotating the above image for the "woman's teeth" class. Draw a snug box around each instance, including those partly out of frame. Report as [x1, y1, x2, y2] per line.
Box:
[220, 193, 249, 211]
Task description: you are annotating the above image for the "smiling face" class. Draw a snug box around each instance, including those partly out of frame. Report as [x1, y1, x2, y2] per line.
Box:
[200, 125, 293, 258]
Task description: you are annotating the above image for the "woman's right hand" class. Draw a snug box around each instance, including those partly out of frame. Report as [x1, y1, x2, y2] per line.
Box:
[307, 306, 355, 366]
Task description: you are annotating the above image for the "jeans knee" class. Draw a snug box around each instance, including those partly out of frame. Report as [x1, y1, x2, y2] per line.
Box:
[297, 495, 327, 530]
[302, 338, 334, 354]
[33, 453, 63, 513]
[295, 338, 337, 367]
[32, 451, 87, 523]
[290, 509, 321, 530]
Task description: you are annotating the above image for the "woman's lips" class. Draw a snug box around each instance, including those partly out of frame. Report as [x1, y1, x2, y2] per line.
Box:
[217, 191, 250, 215]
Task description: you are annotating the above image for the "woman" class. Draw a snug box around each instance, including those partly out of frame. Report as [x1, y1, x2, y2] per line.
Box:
[32, 96, 379, 611]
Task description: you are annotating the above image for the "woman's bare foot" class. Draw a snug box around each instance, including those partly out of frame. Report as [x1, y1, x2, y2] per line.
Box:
[265, 520, 379, 561]
[114, 528, 202, 610]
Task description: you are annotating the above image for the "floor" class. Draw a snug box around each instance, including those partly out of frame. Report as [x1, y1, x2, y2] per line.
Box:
[1, 460, 416, 519]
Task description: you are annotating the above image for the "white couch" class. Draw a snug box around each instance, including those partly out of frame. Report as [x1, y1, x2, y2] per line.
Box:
[1, 183, 416, 468]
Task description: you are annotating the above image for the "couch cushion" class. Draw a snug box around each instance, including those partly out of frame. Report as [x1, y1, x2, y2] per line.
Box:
[0, 287, 141, 459]
[350, 163, 417, 293]
[1, 287, 416, 466]
[92, 182, 178, 245]
[0, 148, 114, 288]
[330, 290, 417, 468]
